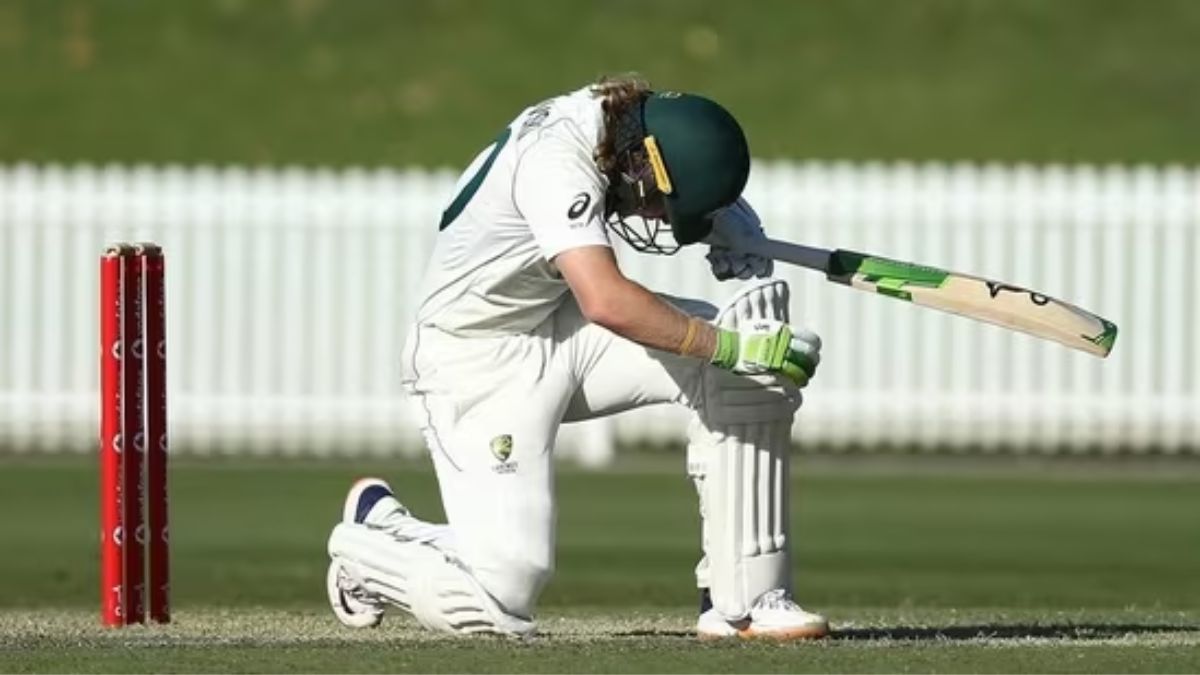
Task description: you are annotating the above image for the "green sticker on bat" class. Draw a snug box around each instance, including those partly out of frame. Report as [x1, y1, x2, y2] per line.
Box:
[829, 250, 950, 300]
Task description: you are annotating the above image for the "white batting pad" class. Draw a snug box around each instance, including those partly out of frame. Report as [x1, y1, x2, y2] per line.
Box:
[328, 523, 534, 636]
[688, 278, 799, 620]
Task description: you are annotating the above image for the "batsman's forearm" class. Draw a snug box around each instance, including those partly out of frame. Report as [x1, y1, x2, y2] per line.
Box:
[584, 279, 719, 361]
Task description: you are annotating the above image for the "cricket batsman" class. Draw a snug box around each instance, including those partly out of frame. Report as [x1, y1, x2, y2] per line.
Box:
[325, 74, 827, 640]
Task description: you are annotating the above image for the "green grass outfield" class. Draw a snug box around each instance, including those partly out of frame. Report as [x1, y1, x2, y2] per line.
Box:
[1, 455, 1198, 673]
[3, 0, 1199, 166]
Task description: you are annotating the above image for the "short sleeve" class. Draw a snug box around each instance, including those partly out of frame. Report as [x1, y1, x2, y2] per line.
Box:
[512, 137, 611, 261]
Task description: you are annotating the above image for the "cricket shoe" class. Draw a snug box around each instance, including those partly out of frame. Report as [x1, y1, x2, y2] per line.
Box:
[326, 477, 405, 629]
[342, 476, 411, 527]
[696, 588, 829, 640]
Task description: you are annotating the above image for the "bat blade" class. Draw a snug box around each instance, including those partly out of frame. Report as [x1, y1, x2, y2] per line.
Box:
[751, 239, 1118, 358]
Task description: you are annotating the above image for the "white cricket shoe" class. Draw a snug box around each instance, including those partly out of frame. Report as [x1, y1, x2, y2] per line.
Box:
[326, 477, 403, 629]
[696, 589, 829, 640]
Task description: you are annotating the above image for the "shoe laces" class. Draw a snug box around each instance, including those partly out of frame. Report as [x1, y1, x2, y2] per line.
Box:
[370, 509, 452, 549]
[373, 506, 412, 528]
[366, 502, 415, 533]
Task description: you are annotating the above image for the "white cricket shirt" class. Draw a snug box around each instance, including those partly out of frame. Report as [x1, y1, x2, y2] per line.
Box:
[411, 87, 612, 337]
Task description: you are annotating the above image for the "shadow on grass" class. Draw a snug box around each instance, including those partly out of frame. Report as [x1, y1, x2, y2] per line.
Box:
[831, 623, 1200, 641]
[612, 623, 1200, 641]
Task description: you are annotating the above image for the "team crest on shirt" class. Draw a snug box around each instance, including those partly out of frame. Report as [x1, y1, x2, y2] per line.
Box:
[490, 434, 517, 474]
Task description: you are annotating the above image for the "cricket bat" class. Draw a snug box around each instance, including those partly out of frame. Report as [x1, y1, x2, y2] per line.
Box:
[739, 238, 1118, 358]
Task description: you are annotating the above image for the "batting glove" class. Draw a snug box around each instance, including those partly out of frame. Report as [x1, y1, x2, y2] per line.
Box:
[703, 197, 773, 281]
[710, 319, 821, 388]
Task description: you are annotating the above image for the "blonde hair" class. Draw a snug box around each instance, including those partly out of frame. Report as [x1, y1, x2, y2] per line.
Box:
[592, 73, 652, 177]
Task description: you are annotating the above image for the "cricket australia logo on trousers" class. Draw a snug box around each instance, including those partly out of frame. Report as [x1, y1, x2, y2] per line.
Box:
[490, 434, 517, 474]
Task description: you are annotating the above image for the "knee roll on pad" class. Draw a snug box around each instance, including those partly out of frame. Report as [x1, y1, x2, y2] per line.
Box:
[688, 278, 797, 620]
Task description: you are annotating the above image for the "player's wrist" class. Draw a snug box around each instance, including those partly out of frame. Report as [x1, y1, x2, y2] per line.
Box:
[710, 327, 739, 369]
[677, 317, 701, 355]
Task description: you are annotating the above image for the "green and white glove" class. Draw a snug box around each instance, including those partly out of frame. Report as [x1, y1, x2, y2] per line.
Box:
[710, 320, 822, 387]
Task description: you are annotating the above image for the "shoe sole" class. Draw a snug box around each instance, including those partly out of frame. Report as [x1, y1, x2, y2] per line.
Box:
[698, 625, 829, 641]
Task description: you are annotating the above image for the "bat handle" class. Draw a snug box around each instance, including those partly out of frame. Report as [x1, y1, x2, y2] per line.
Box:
[739, 238, 834, 274]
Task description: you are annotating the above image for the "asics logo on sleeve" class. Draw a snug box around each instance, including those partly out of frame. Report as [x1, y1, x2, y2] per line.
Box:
[567, 193, 591, 220]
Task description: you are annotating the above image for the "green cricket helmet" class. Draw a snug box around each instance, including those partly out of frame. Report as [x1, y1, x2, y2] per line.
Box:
[606, 91, 751, 253]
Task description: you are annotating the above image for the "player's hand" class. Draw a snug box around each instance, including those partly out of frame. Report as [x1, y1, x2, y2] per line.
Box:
[710, 320, 821, 388]
[703, 197, 773, 281]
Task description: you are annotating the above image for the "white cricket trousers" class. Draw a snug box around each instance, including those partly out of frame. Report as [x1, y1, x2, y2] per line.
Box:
[403, 296, 714, 618]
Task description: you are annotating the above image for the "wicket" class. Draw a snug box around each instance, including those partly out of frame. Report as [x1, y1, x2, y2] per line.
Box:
[99, 243, 170, 627]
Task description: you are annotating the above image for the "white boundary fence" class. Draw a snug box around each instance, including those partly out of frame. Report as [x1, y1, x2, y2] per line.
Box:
[0, 162, 1196, 461]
